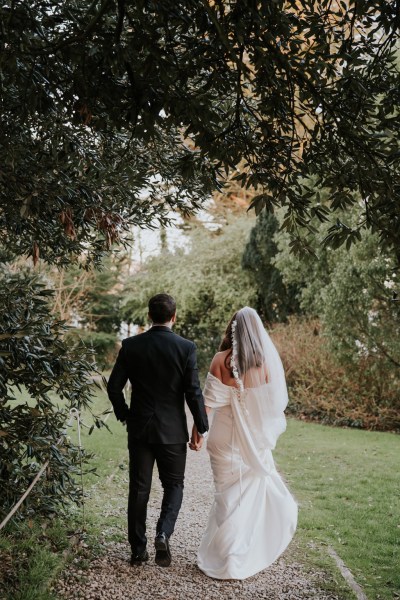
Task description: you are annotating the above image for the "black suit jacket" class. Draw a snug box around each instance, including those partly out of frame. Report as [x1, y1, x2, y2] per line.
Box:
[107, 326, 209, 443]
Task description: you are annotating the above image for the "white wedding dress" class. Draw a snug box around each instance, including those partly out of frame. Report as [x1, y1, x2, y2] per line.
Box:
[197, 372, 298, 580]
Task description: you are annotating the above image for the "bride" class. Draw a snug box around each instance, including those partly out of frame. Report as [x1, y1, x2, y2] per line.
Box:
[191, 307, 298, 580]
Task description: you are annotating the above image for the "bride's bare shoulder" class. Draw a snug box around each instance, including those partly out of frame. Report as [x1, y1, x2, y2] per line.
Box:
[211, 350, 229, 364]
[210, 350, 230, 378]
[215, 349, 230, 358]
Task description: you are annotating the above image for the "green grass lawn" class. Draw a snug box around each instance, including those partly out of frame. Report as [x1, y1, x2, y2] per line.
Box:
[1, 389, 399, 600]
[275, 419, 400, 600]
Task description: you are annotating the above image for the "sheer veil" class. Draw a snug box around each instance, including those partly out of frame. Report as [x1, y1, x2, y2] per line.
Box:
[231, 307, 288, 412]
[231, 306, 288, 452]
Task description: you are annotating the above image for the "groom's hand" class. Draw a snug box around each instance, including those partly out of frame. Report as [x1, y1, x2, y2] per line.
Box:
[189, 425, 203, 451]
[189, 438, 203, 451]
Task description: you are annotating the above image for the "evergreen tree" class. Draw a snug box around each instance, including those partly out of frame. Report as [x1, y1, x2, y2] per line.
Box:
[242, 211, 300, 322]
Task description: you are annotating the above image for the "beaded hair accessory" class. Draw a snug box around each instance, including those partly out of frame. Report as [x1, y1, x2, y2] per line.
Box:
[230, 319, 244, 392]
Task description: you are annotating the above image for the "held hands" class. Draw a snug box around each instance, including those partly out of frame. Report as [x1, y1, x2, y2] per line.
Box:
[189, 425, 203, 452]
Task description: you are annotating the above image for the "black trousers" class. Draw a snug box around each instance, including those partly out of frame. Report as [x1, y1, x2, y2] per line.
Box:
[127, 438, 187, 554]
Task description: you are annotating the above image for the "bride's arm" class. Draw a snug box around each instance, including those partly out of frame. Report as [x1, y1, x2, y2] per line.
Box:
[209, 353, 222, 379]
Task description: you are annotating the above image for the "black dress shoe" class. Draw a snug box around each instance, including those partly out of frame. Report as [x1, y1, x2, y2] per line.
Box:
[154, 532, 171, 567]
[130, 549, 149, 566]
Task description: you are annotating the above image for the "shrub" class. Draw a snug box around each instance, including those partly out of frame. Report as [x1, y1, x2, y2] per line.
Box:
[0, 272, 98, 520]
[272, 318, 400, 432]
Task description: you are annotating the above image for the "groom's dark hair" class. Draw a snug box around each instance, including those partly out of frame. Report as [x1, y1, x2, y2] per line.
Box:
[148, 293, 176, 324]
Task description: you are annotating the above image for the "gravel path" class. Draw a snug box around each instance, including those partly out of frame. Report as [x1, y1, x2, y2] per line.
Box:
[55, 430, 343, 600]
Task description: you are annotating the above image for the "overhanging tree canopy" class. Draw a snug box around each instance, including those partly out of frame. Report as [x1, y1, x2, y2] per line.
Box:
[1, 0, 399, 519]
[1, 0, 399, 264]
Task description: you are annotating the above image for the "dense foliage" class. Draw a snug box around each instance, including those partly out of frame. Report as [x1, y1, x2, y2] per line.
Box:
[0, 271, 101, 519]
[242, 210, 300, 321]
[245, 202, 400, 430]
[272, 319, 400, 431]
[1, 0, 399, 264]
[274, 213, 400, 374]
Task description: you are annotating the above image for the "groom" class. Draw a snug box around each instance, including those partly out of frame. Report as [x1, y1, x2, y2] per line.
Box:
[107, 293, 209, 567]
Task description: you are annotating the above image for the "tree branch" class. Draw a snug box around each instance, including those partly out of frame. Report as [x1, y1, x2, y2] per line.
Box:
[115, 0, 125, 43]
[200, 0, 250, 75]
